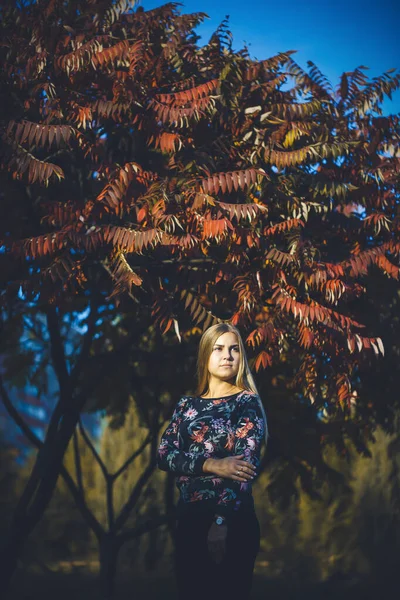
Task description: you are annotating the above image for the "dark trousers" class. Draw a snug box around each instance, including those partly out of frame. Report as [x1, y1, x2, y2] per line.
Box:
[174, 505, 260, 600]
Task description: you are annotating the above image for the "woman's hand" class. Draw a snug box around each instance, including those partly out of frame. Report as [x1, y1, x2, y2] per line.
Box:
[207, 521, 228, 564]
[203, 454, 256, 482]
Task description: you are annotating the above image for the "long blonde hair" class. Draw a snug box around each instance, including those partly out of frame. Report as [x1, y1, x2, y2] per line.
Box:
[194, 323, 269, 445]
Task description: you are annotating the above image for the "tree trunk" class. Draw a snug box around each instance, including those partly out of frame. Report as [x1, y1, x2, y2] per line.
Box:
[0, 322, 143, 593]
[99, 533, 120, 600]
[0, 521, 30, 592]
[0, 401, 84, 592]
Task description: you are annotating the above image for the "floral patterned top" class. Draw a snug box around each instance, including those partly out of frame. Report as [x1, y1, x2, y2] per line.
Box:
[157, 390, 266, 520]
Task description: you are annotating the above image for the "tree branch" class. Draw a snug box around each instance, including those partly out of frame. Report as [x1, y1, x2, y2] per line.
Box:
[115, 410, 161, 531]
[45, 305, 70, 392]
[70, 298, 98, 389]
[78, 417, 109, 480]
[106, 479, 115, 532]
[0, 375, 104, 538]
[112, 433, 152, 480]
[0, 374, 43, 450]
[73, 430, 84, 497]
[114, 457, 158, 531]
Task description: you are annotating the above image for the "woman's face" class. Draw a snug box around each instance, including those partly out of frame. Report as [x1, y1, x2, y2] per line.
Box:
[207, 331, 240, 381]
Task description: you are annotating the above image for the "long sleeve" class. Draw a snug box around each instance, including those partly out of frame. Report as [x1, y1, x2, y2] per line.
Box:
[215, 393, 266, 517]
[157, 398, 208, 476]
[232, 393, 265, 472]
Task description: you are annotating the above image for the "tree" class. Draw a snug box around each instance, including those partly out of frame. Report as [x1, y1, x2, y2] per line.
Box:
[2, 0, 399, 396]
[0, 304, 194, 595]
[1, 0, 400, 590]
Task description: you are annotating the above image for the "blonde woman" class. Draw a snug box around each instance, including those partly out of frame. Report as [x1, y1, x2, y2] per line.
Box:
[157, 323, 268, 600]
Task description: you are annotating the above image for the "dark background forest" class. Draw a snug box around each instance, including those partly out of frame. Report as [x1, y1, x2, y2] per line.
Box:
[1, 1, 399, 598]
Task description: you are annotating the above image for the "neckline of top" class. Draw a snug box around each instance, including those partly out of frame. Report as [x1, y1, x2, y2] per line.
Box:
[197, 391, 243, 401]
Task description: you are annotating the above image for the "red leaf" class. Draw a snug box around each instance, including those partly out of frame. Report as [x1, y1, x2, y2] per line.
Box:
[226, 173, 233, 193]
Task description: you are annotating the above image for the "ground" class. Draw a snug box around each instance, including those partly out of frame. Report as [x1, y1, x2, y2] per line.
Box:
[7, 570, 391, 600]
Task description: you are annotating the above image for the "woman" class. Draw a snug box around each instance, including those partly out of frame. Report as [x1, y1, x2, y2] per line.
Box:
[157, 322, 268, 600]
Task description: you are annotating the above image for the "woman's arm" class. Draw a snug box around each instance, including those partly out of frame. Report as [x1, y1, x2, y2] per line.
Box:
[212, 393, 266, 517]
[157, 398, 208, 476]
[231, 392, 265, 473]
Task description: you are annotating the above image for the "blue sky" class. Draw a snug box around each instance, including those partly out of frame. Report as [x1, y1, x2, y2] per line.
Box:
[141, 0, 399, 114]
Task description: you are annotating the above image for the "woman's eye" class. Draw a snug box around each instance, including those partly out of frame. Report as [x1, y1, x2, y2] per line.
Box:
[213, 347, 239, 352]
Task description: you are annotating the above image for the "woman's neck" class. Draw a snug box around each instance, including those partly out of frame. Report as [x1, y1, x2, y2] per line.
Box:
[201, 381, 241, 399]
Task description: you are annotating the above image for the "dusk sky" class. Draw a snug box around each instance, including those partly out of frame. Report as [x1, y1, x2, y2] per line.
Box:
[142, 0, 400, 114]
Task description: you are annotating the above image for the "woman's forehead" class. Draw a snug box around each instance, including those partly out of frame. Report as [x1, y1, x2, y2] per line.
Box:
[214, 332, 238, 345]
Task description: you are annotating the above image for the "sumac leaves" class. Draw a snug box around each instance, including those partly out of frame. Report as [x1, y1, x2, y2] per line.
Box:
[198, 168, 267, 195]
[8, 149, 64, 185]
[149, 132, 183, 153]
[91, 40, 130, 69]
[202, 217, 234, 239]
[103, 226, 167, 254]
[7, 121, 74, 149]
[107, 251, 143, 299]
[155, 79, 219, 105]
[180, 290, 219, 330]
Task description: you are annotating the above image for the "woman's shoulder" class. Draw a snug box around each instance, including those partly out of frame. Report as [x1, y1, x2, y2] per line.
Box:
[238, 389, 260, 399]
[236, 389, 261, 406]
[178, 394, 195, 403]
[176, 394, 202, 409]
[170, 396, 191, 413]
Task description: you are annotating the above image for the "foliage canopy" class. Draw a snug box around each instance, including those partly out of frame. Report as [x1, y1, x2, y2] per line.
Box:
[1, 0, 400, 418]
